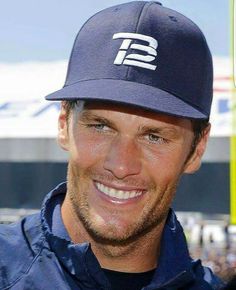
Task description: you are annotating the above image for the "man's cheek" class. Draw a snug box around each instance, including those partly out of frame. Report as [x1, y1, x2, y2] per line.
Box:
[74, 144, 109, 168]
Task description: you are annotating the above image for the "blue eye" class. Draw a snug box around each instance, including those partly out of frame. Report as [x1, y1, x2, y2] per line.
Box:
[93, 124, 106, 130]
[146, 134, 166, 144]
[87, 123, 110, 132]
[149, 134, 160, 142]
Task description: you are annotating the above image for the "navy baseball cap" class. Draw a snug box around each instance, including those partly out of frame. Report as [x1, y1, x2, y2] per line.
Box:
[45, 1, 213, 119]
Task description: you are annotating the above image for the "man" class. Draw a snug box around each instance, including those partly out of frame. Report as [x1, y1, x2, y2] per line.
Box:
[0, 1, 224, 289]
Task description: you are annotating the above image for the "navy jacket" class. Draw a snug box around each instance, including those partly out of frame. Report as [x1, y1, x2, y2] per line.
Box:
[0, 183, 224, 290]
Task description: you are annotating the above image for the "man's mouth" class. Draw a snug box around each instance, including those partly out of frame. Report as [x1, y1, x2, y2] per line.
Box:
[95, 181, 144, 200]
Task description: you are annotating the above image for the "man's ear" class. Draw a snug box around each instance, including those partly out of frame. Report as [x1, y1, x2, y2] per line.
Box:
[184, 124, 211, 174]
[57, 102, 70, 151]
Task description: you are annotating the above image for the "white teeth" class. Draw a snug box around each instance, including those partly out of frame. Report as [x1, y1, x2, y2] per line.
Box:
[95, 182, 143, 200]
[130, 191, 136, 198]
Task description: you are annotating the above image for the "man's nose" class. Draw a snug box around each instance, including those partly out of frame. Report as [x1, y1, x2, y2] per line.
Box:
[103, 136, 142, 179]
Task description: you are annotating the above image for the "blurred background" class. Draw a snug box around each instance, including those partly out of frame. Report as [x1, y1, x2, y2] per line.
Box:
[0, 0, 235, 282]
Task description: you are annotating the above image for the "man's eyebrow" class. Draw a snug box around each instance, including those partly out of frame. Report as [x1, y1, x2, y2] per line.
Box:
[79, 111, 115, 127]
[138, 125, 180, 137]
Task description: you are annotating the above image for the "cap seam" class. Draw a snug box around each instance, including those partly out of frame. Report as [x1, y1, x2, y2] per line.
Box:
[63, 9, 105, 88]
[165, 5, 209, 48]
[65, 3, 130, 88]
[125, 1, 148, 80]
[126, 1, 158, 80]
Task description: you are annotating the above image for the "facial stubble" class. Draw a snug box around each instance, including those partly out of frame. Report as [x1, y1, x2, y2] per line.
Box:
[66, 160, 180, 247]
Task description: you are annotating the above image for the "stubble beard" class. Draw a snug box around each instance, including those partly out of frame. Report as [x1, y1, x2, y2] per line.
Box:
[66, 160, 180, 248]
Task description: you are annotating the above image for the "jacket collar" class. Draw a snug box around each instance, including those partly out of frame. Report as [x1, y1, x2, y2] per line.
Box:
[41, 182, 109, 289]
[41, 182, 196, 289]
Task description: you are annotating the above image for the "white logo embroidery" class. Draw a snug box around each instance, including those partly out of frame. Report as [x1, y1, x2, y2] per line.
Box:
[113, 32, 158, 71]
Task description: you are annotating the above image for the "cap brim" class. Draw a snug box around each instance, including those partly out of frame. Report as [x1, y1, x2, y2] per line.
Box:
[45, 79, 208, 119]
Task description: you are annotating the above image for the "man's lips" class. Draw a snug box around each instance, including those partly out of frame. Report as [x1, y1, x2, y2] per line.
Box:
[94, 181, 146, 200]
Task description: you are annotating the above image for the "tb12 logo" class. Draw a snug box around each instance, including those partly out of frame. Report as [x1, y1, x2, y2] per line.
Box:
[113, 32, 158, 71]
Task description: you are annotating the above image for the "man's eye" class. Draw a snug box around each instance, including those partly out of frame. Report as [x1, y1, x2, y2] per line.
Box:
[87, 123, 110, 131]
[146, 134, 166, 144]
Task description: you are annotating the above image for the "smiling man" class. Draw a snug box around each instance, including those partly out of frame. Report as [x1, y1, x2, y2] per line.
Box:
[0, 1, 224, 290]
[59, 100, 209, 275]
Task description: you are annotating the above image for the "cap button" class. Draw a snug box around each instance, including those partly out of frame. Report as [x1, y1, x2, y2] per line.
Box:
[153, 1, 162, 5]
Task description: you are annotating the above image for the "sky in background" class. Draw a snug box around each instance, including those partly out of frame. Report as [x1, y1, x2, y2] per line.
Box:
[0, 0, 230, 63]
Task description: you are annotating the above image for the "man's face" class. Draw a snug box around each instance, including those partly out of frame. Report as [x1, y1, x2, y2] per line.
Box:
[58, 101, 209, 244]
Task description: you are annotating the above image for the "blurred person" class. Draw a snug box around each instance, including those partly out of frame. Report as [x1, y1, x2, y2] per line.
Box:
[0, 1, 225, 289]
[199, 223, 205, 247]
[224, 223, 230, 250]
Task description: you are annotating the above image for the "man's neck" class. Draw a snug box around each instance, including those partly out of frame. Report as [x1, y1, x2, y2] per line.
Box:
[61, 196, 166, 273]
[92, 231, 162, 272]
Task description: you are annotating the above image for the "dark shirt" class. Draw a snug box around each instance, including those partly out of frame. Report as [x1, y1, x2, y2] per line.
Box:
[103, 268, 156, 290]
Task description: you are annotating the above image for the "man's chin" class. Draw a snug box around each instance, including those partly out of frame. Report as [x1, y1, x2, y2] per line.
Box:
[80, 215, 163, 247]
[79, 219, 134, 245]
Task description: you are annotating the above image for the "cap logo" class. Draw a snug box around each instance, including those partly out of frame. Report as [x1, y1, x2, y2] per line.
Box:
[113, 32, 158, 71]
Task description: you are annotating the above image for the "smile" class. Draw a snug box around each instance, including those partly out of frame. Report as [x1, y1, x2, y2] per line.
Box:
[95, 182, 144, 200]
